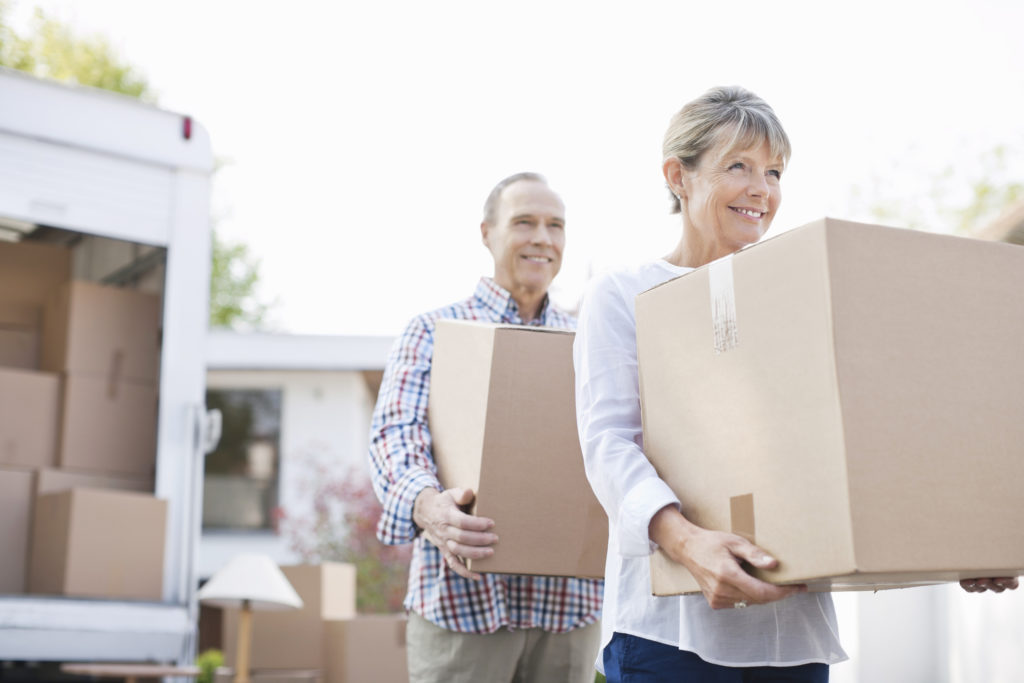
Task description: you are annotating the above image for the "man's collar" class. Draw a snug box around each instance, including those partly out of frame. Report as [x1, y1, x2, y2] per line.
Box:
[474, 277, 551, 325]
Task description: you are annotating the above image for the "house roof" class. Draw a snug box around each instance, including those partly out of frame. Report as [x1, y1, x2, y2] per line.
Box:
[205, 330, 394, 371]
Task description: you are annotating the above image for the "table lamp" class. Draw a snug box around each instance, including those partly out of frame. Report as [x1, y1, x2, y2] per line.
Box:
[197, 554, 303, 683]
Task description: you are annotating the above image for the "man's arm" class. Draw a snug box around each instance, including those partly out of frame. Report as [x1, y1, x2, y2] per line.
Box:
[369, 316, 445, 544]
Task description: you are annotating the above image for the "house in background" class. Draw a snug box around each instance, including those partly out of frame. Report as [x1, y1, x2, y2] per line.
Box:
[975, 198, 1024, 245]
[199, 330, 393, 580]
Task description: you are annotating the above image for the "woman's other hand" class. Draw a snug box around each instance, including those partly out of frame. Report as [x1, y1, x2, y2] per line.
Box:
[960, 577, 1019, 593]
[650, 504, 805, 609]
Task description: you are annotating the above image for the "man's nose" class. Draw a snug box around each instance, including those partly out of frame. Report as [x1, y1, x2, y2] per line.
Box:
[532, 223, 555, 245]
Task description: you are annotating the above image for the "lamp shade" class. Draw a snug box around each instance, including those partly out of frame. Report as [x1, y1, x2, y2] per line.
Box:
[197, 553, 304, 611]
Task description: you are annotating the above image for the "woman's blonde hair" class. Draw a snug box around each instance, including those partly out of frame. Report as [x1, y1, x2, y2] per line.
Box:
[662, 86, 791, 213]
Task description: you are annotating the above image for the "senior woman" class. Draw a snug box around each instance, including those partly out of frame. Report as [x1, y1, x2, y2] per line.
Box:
[573, 86, 838, 682]
[575, 85, 1019, 682]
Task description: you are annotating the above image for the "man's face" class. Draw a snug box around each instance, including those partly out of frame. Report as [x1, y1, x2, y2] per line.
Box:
[482, 180, 565, 299]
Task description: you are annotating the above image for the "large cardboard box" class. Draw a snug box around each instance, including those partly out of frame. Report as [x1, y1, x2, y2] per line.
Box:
[0, 468, 34, 593]
[28, 488, 167, 600]
[0, 240, 71, 308]
[428, 320, 607, 578]
[218, 616, 408, 683]
[42, 280, 161, 383]
[0, 302, 41, 369]
[0, 367, 59, 468]
[57, 374, 158, 477]
[214, 670, 320, 683]
[221, 563, 357, 671]
[34, 467, 153, 496]
[636, 218, 1024, 595]
[323, 615, 407, 683]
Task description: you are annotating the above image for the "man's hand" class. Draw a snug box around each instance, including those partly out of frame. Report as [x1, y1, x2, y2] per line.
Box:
[960, 577, 1019, 594]
[650, 504, 805, 609]
[413, 487, 498, 581]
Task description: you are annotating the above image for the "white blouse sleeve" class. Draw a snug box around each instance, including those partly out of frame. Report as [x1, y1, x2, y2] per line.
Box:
[574, 272, 680, 558]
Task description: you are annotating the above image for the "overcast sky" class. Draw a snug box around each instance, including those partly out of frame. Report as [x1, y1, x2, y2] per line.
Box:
[10, 0, 1024, 335]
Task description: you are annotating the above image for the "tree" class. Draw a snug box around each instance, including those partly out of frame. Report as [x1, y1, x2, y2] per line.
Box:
[0, 0, 272, 329]
[0, 1, 153, 99]
[850, 143, 1024, 238]
[209, 230, 274, 330]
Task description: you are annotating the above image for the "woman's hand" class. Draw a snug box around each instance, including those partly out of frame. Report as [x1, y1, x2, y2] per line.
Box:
[413, 487, 498, 581]
[960, 577, 1019, 594]
[649, 504, 805, 609]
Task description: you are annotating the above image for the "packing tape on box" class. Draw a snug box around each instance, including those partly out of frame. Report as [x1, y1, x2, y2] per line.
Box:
[106, 350, 124, 399]
[708, 254, 739, 353]
[730, 493, 755, 544]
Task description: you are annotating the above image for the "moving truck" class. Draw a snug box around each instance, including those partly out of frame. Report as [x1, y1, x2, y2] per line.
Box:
[0, 67, 218, 664]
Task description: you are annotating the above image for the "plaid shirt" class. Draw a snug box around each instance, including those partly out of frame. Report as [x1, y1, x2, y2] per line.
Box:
[369, 277, 603, 634]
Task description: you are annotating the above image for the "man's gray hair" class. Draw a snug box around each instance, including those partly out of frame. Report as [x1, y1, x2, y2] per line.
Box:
[662, 86, 791, 214]
[482, 172, 548, 225]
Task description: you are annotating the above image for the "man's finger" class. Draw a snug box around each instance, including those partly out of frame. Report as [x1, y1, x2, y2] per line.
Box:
[445, 526, 499, 548]
[446, 487, 477, 507]
[446, 507, 496, 532]
[444, 553, 482, 581]
[447, 538, 495, 560]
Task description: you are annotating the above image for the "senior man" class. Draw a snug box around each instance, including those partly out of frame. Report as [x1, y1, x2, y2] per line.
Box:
[368, 172, 602, 683]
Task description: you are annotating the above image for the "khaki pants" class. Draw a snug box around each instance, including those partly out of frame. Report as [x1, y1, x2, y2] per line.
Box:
[406, 611, 601, 683]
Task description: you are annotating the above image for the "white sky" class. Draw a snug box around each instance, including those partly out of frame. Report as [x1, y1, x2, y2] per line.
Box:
[10, 0, 1024, 335]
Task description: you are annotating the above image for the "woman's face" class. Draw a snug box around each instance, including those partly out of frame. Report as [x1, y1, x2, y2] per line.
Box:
[679, 137, 783, 260]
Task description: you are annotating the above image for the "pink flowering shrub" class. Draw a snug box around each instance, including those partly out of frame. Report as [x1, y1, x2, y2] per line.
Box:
[276, 461, 410, 613]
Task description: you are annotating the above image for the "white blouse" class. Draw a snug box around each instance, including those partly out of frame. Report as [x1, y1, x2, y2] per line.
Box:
[573, 260, 847, 670]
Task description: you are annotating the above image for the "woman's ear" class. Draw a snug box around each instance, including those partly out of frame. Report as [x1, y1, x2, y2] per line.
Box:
[662, 157, 686, 200]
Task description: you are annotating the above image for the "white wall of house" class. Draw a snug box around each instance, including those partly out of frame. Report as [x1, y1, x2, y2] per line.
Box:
[198, 332, 392, 579]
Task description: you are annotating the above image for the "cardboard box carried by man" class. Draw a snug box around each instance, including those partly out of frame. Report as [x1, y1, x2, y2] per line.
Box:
[429, 320, 608, 579]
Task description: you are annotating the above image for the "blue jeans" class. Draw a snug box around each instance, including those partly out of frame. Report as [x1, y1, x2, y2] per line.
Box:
[603, 632, 829, 682]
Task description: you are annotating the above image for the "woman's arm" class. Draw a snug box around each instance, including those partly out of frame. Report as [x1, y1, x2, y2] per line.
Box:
[574, 271, 803, 608]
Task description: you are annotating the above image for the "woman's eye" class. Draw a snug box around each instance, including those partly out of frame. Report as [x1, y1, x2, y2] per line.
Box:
[767, 169, 782, 179]
[729, 162, 746, 171]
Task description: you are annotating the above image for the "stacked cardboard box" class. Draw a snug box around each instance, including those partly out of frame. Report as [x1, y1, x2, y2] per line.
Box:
[220, 563, 408, 683]
[0, 240, 165, 599]
[636, 218, 1024, 595]
[28, 488, 167, 600]
[428, 320, 608, 578]
[0, 469, 34, 593]
[0, 241, 69, 594]
[0, 303, 41, 369]
[43, 280, 161, 478]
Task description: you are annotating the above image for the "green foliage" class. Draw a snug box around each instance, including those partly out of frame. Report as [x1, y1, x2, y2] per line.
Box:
[196, 649, 224, 683]
[0, 1, 154, 100]
[209, 230, 273, 330]
[850, 143, 1024, 237]
[948, 145, 1024, 236]
[278, 461, 412, 614]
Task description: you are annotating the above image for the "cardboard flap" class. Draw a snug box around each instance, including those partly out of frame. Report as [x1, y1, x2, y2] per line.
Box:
[429, 320, 495, 494]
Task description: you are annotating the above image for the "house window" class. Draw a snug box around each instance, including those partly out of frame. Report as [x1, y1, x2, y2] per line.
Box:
[203, 388, 282, 530]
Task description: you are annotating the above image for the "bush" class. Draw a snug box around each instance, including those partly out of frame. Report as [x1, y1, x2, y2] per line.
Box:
[195, 649, 223, 683]
[277, 462, 411, 613]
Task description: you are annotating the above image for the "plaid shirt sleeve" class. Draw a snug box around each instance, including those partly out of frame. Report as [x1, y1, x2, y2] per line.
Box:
[368, 314, 443, 545]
